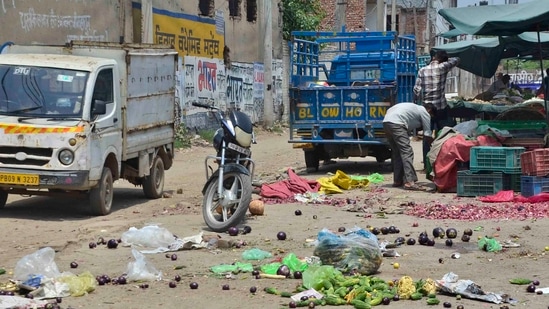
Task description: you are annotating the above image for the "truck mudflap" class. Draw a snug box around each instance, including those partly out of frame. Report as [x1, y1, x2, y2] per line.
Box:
[0, 168, 90, 190]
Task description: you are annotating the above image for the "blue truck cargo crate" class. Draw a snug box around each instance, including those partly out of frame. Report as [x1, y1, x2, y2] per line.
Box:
[288, 30, 416, 172]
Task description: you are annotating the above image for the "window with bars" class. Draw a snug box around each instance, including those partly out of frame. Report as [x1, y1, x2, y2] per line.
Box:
[229, 0, 242, 18]
[199, 0, 215, 17]
[246, 0, 257, 22]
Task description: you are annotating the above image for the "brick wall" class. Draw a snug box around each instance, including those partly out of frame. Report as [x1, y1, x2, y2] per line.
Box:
[319, 0, 368, 31]
[319, 0, 429, 52]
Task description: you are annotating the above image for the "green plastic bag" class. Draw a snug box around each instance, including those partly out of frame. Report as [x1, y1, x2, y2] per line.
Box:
[260, 262, 282, 275]
[282, 253, 308, 272]
[478, 237, 502, 252]
[365, 173, 384, 184]
[241, 248, 272, 260]
[210, 262, 254, 274]
[302, 265, 343, 290]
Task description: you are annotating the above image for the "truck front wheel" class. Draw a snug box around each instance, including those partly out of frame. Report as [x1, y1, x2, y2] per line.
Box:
[143, 156, 165, 199]
[0, 190, 7, 209]
[89, 167, 114, 215]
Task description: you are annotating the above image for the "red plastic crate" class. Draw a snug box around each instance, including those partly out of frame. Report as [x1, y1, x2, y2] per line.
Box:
[521, 149, 549, 177]
[502, 138, 545, 151]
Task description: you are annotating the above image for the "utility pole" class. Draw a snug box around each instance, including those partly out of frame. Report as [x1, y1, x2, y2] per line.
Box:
[391, 0, 397, 31]
[425, 0, 431, 52]
[376, 0, 385, 31]
[364, 0, 368, 29]
[262, 0, 274, 126]
[335, 0, 347, 32]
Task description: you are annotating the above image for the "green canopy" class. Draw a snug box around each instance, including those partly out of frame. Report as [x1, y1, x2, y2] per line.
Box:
[438, 0, 549, 36]
[432, 33, 549, 78]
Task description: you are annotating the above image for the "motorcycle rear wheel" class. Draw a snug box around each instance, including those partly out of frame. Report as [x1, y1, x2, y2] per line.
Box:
[202, 171, 252, 232]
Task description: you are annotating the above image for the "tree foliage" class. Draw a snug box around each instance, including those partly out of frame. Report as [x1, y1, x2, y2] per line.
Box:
[281, 0, 326, 41]
[503, 59, 549, 73]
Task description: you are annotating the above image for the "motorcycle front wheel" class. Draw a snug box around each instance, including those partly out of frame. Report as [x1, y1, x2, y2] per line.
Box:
[202, 171, 252, 232]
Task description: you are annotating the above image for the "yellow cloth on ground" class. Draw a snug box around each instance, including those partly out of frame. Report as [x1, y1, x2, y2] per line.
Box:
[317, 170, 370, 194]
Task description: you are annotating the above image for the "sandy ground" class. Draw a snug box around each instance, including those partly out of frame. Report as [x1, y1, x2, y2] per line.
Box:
[0, 129, 548, 309]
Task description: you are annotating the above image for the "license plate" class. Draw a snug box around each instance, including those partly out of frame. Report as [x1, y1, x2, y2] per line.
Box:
[0, 173, 39, 185]
[227, 142, 251, 156]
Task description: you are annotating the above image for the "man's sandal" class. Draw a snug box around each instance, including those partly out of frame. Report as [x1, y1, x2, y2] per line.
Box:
[404, 184, 427, 191]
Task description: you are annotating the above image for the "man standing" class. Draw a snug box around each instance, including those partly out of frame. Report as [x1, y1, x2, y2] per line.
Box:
[414, 50, 460, 171]
[383, 103, 435, 191]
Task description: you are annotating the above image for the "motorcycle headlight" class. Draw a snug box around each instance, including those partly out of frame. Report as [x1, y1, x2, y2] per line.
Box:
[58, 149, 74, 165]
[235, 127, 253, 147]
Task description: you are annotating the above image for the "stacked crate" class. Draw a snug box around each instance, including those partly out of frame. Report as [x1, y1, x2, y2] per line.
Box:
[457, 146, 525, 197]
[520, 149, 549, 197]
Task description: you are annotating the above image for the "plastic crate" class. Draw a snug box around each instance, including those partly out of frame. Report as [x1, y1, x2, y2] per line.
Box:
[476, 120, 548, 131]
[503, 173, 521, 192]
[502, 138, 545, 151]
[470, 146, 525, 173]
[521, 149, 549, 176]
[457, 170, 504, 197]
[520, 175, 549, 197]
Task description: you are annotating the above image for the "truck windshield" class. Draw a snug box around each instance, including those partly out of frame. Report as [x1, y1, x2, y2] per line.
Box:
[0, 65, 89, 118]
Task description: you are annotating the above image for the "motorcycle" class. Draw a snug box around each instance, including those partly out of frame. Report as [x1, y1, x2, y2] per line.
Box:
[191, 102, 255, 232]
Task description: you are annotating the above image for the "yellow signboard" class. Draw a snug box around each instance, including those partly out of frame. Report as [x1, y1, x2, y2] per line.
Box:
[133, 4, 224, 59]
[153, 9, 224, 59]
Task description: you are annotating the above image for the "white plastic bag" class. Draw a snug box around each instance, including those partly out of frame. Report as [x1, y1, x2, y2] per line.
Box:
[121, 225, 176, 249]
[14, 247, 61, 281]
[126, 249, 162, 282]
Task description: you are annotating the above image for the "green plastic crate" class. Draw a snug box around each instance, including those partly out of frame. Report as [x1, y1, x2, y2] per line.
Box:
[476, 120, 548, 131]
[470, 146, 525, 173]
[457, 170, 504, 197]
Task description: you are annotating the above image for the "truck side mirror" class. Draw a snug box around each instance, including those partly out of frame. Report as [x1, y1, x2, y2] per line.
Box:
[91, 100, 107, 116]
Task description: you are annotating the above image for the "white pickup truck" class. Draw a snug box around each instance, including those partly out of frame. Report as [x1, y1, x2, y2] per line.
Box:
[0, 41, 179, 215]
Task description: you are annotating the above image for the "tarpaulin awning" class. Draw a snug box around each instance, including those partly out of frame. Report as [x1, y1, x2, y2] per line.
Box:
[438, 0, 549, 36]
[432, 32, 549, 78]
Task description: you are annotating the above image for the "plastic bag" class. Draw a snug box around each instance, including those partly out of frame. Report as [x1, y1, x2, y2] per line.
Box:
[241, 248, 272, 260]
[57, 271, 96, 297]
[478, 237, 502, 252]
[260, 262, 282, 275]
[282, 253, 308, 272]
[14, 247, 61, 281]
[121, 225, 176, 249]
[302, 265, 343, 290]
[126, 249, 162, 281]
[313, 227, 382, 275]
[210, 262, 253, 274]
[365, 173, 384, 184]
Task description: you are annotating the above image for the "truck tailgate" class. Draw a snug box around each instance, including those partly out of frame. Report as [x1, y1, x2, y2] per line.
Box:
[289, 85, 395, 142]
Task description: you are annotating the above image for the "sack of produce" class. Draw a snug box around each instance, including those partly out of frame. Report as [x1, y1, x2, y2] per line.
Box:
[313, 227, 382, 275]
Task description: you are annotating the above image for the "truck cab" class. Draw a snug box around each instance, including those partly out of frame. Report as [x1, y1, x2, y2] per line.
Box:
[0, 42, 178, 214]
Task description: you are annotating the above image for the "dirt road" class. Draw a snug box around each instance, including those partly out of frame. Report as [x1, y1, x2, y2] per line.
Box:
[0, 130, 548, 309]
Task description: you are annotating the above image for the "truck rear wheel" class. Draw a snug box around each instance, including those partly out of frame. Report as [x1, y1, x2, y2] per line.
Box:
[304, 150, 319, 173]
[89, 167, 114, 215]
[143, 156, 165, 199]
[0, 190, 7, 209]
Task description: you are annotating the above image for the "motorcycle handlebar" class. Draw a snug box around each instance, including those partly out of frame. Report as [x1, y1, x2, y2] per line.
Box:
[192, 101, 216, 109]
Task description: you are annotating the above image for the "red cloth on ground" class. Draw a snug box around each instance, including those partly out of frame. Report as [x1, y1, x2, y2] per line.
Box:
[478, 190, 515, 202]
[479, 191, 549, 203]
[260, 168, 320, 199]
[433, 135, 500, 192]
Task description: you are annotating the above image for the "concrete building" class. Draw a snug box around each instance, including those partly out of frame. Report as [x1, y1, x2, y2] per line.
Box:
[0, 0, 285, 127]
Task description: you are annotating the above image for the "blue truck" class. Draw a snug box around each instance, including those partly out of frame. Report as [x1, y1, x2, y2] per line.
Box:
[288, 31, 417, 172]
